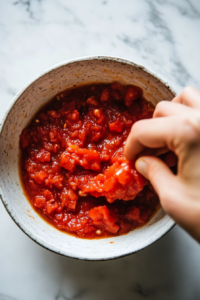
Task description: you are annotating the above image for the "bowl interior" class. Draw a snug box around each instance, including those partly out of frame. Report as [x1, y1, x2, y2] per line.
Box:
[0, 57, 175, 260]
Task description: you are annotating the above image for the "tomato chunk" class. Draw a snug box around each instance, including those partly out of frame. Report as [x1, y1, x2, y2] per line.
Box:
[36, 149, 51, 162]
[89, 206, 119, 234]
[109, 119, 123, 132]
[124, 86, 142, 106]
[34, 196, 46, 208]
[20, 82, 158, 239]
[60, 151, 76, 172]
[67, 145, 101, 171]
[60, 188, 78, 210]
[32, 171, 48, 184]
[125, 206, 140, 222]
[100, 89, 110, 102]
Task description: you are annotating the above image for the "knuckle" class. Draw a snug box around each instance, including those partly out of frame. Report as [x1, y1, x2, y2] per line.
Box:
[154, 101, 168, 117]
[182, 86, 194, 97]
[130, 120, 142, 136]
[156, 100, 168, 110]
[180, 114, 200, 137]
[169, 115, 200, 150]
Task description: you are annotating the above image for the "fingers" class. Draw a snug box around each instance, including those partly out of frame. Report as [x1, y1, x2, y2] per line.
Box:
[135, 156, 176, 201]
[136, 156, 200, 242]
[125, 118, 167, 160]
[154, 101, 195, 118]
[173, 87, 200, 110]
[124, 116, 183, 161]
[125, 112, 200, 161]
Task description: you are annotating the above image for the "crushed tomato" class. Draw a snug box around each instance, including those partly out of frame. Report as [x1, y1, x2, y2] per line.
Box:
[20, 82, 159, 239]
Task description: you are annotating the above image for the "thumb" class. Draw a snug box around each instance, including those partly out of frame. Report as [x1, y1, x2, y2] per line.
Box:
[135, 156, 176, 200]
[136, 157, 200, 242]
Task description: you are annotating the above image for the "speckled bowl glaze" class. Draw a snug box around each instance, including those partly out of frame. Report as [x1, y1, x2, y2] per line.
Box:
[0, 56, 175, 260]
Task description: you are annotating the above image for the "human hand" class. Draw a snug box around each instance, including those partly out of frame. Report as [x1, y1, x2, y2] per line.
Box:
[124, 87, 200, 242]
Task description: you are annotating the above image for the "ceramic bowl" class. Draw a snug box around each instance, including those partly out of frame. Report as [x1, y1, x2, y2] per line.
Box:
[0, 56, 175, 260]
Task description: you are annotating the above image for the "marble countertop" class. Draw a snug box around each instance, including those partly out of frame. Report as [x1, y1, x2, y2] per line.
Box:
[0, 0, 200, 299]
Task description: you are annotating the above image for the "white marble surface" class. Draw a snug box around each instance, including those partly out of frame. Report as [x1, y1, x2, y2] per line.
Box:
[0, 0, 200, 299]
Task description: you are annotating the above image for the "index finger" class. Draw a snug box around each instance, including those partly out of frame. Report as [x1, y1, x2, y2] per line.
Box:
[173, 87, 200, 110]
[124, 115, 192, 161]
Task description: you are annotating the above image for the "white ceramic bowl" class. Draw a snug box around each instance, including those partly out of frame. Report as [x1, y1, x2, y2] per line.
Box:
[0, 56, 175, 260]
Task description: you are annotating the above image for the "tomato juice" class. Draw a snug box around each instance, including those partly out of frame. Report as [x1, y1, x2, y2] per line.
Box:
[20, 82, 159, 239]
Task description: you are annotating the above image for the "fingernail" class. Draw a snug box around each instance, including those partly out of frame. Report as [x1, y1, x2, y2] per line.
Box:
[135, 159, 146, 175]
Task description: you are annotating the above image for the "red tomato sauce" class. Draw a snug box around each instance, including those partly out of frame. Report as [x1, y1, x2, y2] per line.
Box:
[20, 82, 159, 239]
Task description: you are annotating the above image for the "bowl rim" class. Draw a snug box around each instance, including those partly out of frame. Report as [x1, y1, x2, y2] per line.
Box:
[0, 55, 176, 260]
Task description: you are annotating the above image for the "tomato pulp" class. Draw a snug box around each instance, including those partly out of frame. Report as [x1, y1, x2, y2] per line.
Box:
[20, 82, 159, 238]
